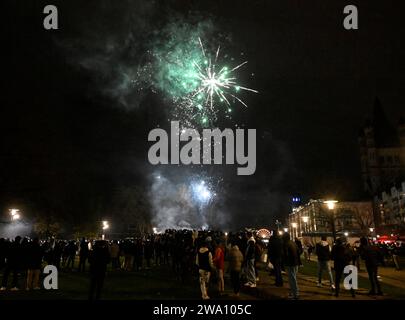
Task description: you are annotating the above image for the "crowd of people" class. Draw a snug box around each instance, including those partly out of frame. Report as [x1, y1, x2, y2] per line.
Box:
[0, 229, 403, 300]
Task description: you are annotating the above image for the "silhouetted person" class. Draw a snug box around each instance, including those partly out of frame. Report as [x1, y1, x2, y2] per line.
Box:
[359, 237, 384, 295]
[109, 240, 120, 270]
[65, 241, 78, 270]
[88, 240, 110, 300]
[331, 238, 355, 297]
[315, 236, 334, 289]
[1, 236, 22, 291]
[26, 238, 43, 290]
[228, 240, 244, 296]
[0, 238, 7, 271]
[144, 239, 153, 269]
[52, 241, 64, 270]
[282, 233, 301, 299]
[268, 232, 283, 287]
[78, 238, 89, 272]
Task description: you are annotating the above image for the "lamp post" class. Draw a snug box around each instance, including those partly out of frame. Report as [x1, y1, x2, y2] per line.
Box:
[102, 220, 109, 240]
[324, 200, 338, 242]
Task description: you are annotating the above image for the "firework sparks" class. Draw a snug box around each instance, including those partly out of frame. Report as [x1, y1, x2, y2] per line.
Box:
[176, 38, 258, 126]
[190, 179, 214, 206]
[151, 23, 258, 127]
[190, 38, 258, 113]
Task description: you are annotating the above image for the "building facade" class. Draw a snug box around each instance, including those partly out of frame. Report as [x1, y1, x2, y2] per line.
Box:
[288, 199, 374, 241]
[373, 181, 405, 231]
[358, 98, 405, 196]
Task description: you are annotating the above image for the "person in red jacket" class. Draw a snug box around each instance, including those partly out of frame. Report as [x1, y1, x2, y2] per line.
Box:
[213, 242, 225, 294]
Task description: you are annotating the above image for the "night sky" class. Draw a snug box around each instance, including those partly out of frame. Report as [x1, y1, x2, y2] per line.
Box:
[2, 0, 405, 232]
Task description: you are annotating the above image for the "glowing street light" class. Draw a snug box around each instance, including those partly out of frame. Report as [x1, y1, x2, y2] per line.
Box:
[283, 228, 288, 233]
[344, 232, 349, 237]
[324, 200, 338, 242]
[101, 221, 109, 240]
[102, 221, 109, 230]
[324, 200, 338, 210]
[10, 209, 21, 221]
[369, 228, 374, 233]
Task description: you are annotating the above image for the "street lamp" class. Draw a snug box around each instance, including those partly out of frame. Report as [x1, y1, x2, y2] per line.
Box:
[10, 209, 21, 221]
[283, 228, 288, 233]
[324, 200, 338, 242]
[102, 221, 109, 240]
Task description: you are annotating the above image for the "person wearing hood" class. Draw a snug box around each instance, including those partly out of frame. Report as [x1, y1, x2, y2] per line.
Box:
[196, 239, 214, 300]
[315, 236, 335, 290]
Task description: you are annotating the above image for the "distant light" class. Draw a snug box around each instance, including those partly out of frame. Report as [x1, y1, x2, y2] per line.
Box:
[344, 232, 349, 237]
[224, 232, 228, 237]
[376, 235, 380, 238]
[391, 234, 394, 237]
[324, 200, 338, 210]
[153, 227, 158, 234]
[256, 229, 271, 239]
[369, 228, 374, 232]
[283, 228, 288, 233]
[102, 221, 109, 230]
[278, 231, 283, 235]
[10, 209, 20, 216]
[291, 223, 298, 229]
[10, 209, 21, 221]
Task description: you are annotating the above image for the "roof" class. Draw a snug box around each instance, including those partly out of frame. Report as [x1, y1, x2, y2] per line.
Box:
[370, 97, 399, 148]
